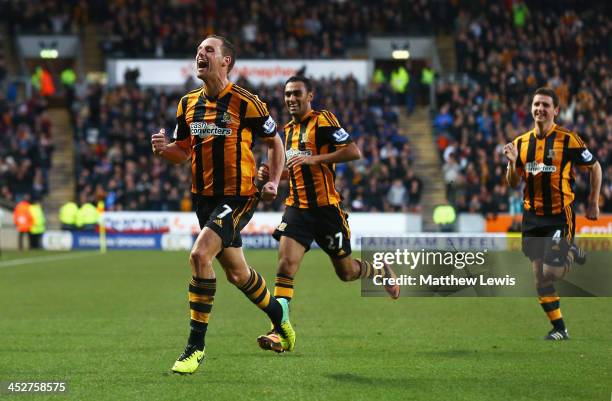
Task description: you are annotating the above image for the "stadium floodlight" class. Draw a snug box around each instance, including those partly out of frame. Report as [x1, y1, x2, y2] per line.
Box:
[392, 49, 410, 60]
[40, 48, 59, 59]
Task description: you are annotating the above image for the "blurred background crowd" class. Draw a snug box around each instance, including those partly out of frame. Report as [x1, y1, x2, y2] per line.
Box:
[1, 0, 610, 224]
[68, 76, 422, 213]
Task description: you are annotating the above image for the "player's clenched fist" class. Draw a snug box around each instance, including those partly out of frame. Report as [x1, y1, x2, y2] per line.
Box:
[151, 129, 168, 155]
[257, 163, 270, 182]
[586, 201, 600, 221]
[503, 142, 518, 163]
[261, 181, 277, 201]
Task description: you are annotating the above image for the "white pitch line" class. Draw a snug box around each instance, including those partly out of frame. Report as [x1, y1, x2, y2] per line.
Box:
[0, 252, 99, 268]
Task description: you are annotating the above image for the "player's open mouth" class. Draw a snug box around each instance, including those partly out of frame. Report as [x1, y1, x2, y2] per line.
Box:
[197, 59, 209, 70]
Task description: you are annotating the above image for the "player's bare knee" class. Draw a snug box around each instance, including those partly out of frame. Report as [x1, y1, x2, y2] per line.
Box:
[277, 255, 299, 276]
[542, 266, 556, 281]
[224, 268, 249, 286]
[543, 266, 565, 281]
[225, 270, 241, 285]
[189, 249, 213, 272]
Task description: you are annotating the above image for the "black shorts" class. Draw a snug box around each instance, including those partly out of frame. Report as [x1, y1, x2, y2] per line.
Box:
[273, 204, 352, 259]
[521, 207, 575, 266]
[193, 194, 259, 248]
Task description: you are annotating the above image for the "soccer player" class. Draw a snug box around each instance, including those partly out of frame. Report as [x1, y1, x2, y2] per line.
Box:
[256, 76, 400, 352]
[151, 35, 295, 374]
[504, 87, 602, 340]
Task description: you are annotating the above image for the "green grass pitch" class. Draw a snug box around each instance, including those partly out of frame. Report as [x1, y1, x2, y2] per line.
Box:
[0, 249, 610, 401]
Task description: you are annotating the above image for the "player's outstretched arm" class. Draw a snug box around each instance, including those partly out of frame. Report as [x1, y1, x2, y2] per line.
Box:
[151, 129, 190, 164]
[586, 160, 602, 220]
[286, 142, 361, 169]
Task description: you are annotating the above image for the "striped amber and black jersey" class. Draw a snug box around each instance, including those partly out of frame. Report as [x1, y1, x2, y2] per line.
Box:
[284, 109, 352, 209]
[173, 83, 277, 197]
[513, 124, 597, 216]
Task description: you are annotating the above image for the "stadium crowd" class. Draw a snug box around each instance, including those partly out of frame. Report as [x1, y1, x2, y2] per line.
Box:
[3, 0, 610, 219]
[435, 1, 612, 215]
[97, 0, 453, 58]
[2, 0, 89, 35]
[70, 76, 422, 213]
[0, 91, 54, 204]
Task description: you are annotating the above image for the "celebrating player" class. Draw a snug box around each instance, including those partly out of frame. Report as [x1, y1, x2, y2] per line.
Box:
[256, 76, 400, 353]
[504, 87, 602, 340]
[151, 35, 295, 374]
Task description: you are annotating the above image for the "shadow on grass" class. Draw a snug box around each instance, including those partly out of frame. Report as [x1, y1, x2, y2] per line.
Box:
[424, 349, 479, 358]
[325, 373, 400, 385]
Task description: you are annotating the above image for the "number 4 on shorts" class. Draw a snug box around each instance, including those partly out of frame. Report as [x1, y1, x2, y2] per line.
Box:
[552, 229, 561, 244]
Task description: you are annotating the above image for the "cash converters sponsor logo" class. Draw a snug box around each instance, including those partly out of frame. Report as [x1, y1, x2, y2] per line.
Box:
[286, 149, 312, 159]
[525, 161, 556, 175]
[190, 122, 232, 138]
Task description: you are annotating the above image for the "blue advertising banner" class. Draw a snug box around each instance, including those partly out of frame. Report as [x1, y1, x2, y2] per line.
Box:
[72, 232, 163, 250]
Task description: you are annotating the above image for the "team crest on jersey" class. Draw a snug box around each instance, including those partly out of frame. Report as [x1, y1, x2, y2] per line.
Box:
[547, 149, 556, 159]
[190, 121, 232, 138]
[525, 161, 556, 175]
[222, 112, 232, 124]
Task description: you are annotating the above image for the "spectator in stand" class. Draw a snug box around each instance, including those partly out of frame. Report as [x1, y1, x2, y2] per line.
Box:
[405, 169, 423, 213]
[387, 179, 407, 212]
[434, 103, 453, 134]
[443, 153, 461, 203]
